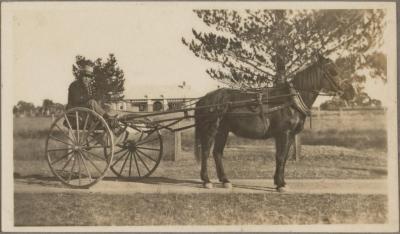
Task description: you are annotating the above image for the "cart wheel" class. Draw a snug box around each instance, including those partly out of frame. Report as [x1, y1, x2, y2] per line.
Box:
[45, 107, 114, 188]
[110, 119, 163, 179]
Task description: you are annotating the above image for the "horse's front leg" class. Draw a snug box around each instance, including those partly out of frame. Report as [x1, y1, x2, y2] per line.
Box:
[274, 130, 294, 192]
[200, 137, 213, 189]
[213, 122, 231, 188]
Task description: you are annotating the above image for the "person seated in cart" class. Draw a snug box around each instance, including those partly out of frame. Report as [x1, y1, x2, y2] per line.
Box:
[66, 65, 118, 128]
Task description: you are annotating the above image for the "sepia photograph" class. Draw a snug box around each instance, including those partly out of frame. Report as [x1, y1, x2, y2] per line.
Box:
[1, 1, 398, 232]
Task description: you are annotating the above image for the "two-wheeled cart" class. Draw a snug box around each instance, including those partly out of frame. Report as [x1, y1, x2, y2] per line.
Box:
[45, 90, 298, 188]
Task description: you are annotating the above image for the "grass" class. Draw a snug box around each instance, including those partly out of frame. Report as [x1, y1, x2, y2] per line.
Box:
[14, 192, 387, 226]
[13, 113, 389, 227]
[14, 111, 387, 161]
[14, 145, 387, 180]
[300, 129, 387, 150]
[13, 113, 388, 180]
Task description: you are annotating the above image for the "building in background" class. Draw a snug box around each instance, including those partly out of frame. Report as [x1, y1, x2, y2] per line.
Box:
[107, 82, 198, 113]
[108, 97, 198, 113]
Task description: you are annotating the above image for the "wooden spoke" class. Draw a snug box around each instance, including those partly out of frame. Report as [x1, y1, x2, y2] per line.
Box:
[76, 111, 80, 143]
[77, 149, 82, 185]
[114, 148, 128, 156]
[80, 120, 101, 145]
[129, 151, 133, 176]
[54, 123, 75, 143]
[79, 114, 90, 145]
[116, 143, 125, 148]
[79, 151, 92, 182]
[138, 131, 145, 142]
[132, 152, 140, 177]
[49, 150, 74, 165]
[67, 156, 76, 183]
[136, 146, 160, 151]
[60, 153, 75, 171]
[136, 136, 160, 146]
[134, 151, 151, 173]
[46, 107, 114, 188]
[81, 149, 106, 161]
[47, 148, 73, 152]
[49, 135, 75, 147]
[111, 150, 129, 168]
[86, 120, 101, 136]
[80, 151, 103, 174]
[63, 114, 77, 142]
[136, 148, 157, 162]
[86, 145, 112, 150]
[119, 152, 130, 175]
[83, 113, 90, 131]
[84, 132, 106, 147]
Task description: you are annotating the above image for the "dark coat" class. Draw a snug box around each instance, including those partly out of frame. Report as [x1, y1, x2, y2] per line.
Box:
[66, 80, 95, 109]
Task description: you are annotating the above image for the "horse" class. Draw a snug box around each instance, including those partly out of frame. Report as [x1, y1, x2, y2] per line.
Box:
[193, 55, 355, 191]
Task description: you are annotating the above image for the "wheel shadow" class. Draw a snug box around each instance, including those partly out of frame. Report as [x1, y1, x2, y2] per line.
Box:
[14, 173, 204, 189]
[102, 176, 204, 189]
[103, 176, 277, 192]
[14, 173, 65, 188]
[15, 173, 277, 192]
[339, 167, 387, 176]
[232, 184, 277, 192]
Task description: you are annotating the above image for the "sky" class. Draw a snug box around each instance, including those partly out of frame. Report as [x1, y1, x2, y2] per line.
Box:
[7, 3, 220, 106]
[2, 2, 395, 107]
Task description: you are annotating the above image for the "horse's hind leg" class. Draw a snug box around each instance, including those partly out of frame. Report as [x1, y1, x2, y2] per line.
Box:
[274, 130, 294, 192]
[199, 119, 218, 189]
[212, 120, 231, 188]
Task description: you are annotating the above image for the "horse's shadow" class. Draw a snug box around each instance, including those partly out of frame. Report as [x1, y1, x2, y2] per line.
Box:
[14, 173, 204, 189]
[232, 184, 276, 192]
[102, 176, 204, 189]
[14, 173, 276, 192]
[104, 177, 277, 192]
[14, 173, 65, 188]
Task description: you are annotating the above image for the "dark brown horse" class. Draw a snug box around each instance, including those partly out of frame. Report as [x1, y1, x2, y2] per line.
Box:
[194, 56, 355, 191]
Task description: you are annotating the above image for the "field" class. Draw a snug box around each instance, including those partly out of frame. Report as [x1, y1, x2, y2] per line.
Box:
[13, 110, 389, 226]
[15, 193, 386, 226]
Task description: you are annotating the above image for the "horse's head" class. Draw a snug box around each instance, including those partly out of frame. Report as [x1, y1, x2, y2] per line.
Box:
[316, 55, 355, 101]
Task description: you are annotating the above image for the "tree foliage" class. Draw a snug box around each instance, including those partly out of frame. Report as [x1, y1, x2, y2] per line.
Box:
[15, 101, 35, 112]
[182, 9, 386, 89]
[42, 99, 54, 112]
[335, 51, 386, 103]
[72, 54, 125, 102]
[13, 101, 35, 116]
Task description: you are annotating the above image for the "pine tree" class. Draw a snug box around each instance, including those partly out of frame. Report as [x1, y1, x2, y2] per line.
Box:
[72, 54, 125, 102]
[182, 9, 386, 89]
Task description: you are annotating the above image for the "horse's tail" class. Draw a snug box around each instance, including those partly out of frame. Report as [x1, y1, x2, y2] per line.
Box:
[194, 121, 202, 162]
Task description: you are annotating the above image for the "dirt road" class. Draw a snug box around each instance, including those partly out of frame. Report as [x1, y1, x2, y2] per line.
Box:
[14, 177, 387, 195]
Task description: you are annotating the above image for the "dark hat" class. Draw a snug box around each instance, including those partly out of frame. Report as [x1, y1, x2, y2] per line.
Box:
[81, 65, 94, 77]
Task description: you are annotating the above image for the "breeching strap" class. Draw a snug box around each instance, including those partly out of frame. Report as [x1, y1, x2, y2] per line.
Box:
[257, 92, 269, 135]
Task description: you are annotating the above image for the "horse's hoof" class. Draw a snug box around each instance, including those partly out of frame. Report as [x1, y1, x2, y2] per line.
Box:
[223, 182, 232, 189]
[204, 183, 213, 189]
[276, 186, 288, 193]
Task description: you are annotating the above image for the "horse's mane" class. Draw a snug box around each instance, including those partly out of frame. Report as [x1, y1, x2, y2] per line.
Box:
[291, 62, 323, 91]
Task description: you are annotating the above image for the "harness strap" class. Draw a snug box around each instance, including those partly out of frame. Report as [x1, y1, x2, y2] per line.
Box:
[257, 93, 269, 134]
[224, 102, 292, 116]
[288, 83, 311, 116]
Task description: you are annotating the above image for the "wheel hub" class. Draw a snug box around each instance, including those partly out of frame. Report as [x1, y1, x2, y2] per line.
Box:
[125, 140, 137, 152]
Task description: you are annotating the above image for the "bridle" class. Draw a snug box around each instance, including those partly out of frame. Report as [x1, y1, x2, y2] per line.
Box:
[292, 61, 344, 97]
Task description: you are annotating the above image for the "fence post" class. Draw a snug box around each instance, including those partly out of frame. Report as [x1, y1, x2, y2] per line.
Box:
[162, 121, 181, 161]
[174, 130, 181, 160]
[317, 106, 321, 130]
[290, 134, 301, 161]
